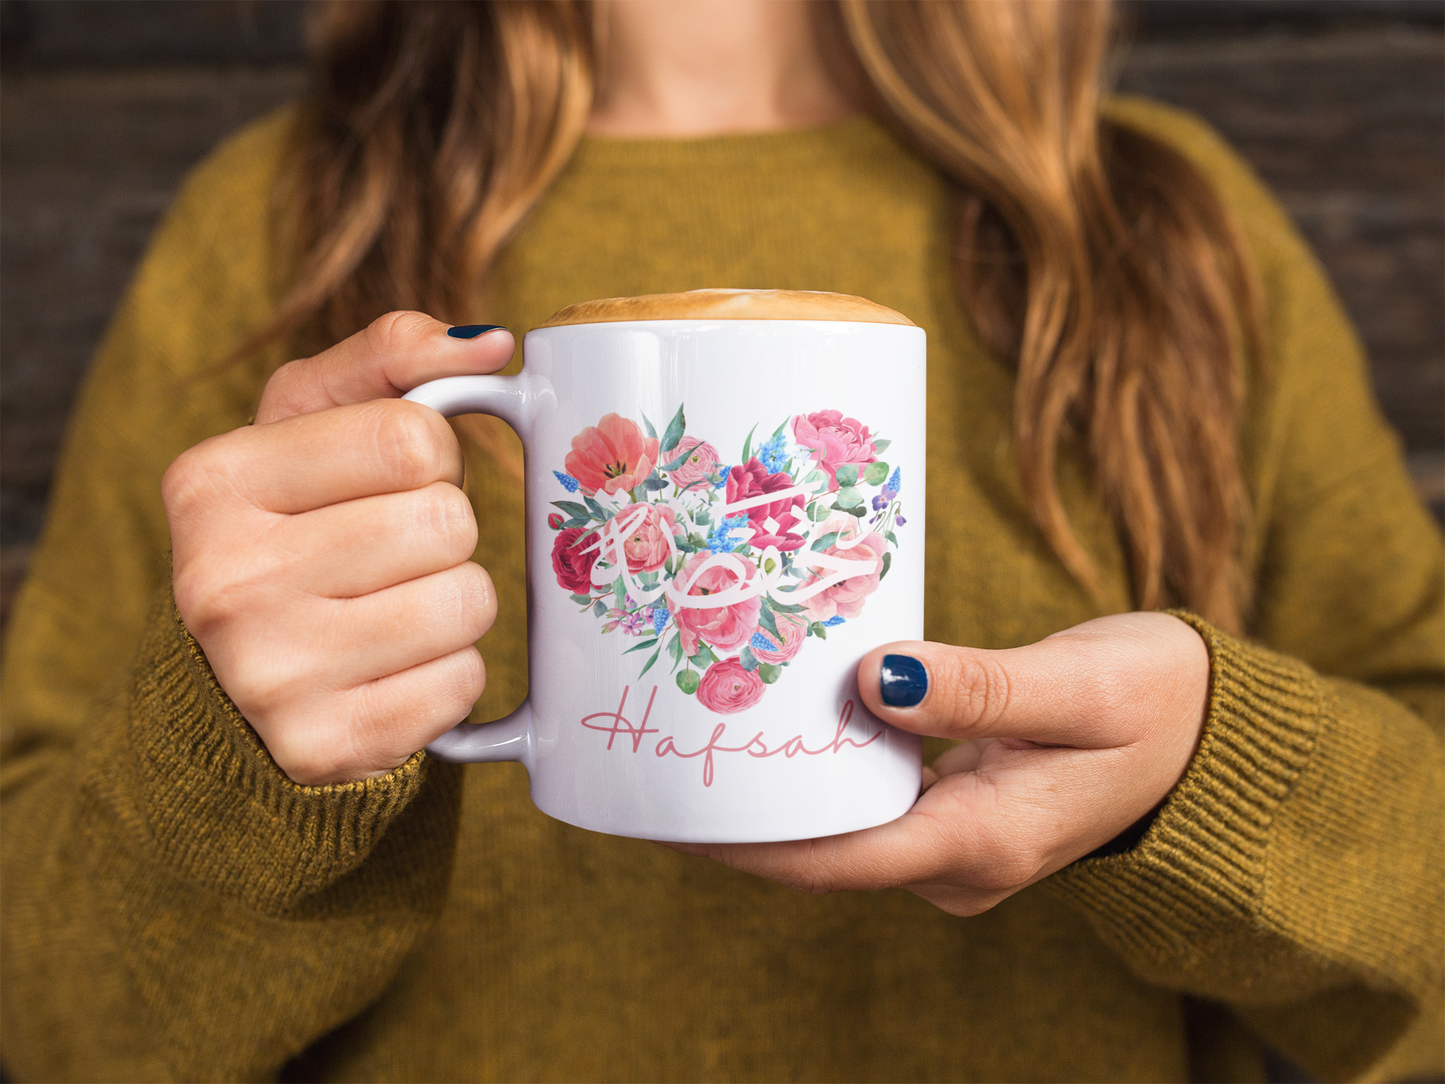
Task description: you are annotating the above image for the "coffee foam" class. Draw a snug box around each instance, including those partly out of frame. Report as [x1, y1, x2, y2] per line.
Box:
[536, 289, 915, 328]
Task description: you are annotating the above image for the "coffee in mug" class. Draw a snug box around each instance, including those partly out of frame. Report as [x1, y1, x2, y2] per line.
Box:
[405, 289, 925, 842]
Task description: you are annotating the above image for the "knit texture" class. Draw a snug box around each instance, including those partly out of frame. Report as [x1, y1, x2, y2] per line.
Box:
[2, 102, 1441, 1083]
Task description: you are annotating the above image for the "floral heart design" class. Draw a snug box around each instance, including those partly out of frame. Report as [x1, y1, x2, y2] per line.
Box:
[549, 406, 906, 714]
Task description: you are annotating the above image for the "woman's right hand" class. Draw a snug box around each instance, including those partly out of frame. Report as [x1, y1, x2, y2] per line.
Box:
[163, 312, 514, 785]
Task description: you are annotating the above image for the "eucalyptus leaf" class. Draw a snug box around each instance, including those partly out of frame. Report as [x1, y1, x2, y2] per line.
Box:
[677, 669, 700, 694]
[593, 600, 609, 617]
[569, 593, 592, 606]
[803, 469, 827, 487]
[757, 662, 783, 684]
[864, 461, 889, 486]
[835, 464, 859, 487]
[660, 404, 687, 452]
[872, 439, 891, 454]
[612, 576, 626, 607]
[740, 646, 759, 672]
[807, 502, 832, 522]
[644, 474, 668, 491]
[834, 487, 863, 509]
[668, 633, 684, 662]
[810, 621, 828, 640]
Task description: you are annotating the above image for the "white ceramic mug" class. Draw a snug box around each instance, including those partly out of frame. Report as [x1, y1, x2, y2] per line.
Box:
[404, 290, 925, 842]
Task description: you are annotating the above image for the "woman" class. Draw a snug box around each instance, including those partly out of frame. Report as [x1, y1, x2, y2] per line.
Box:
[2, 1, 1440, 1080]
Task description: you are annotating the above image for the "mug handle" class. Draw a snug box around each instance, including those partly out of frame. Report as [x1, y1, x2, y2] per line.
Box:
[402, 373, 554, 769]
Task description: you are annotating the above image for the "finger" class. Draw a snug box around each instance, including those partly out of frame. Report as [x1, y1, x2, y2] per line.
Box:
[256, 311, 513, 424]
[267, 646, 488, 785]
[274, 481, 478, 599]
[170, 398, 464, 518]
[854, 613, 1207, 748]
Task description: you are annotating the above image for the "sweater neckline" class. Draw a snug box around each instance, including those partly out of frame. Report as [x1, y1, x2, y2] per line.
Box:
[572, 113, 894, 168]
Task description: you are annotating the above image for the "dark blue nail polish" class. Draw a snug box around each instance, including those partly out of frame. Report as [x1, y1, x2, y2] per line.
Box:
[447, 324, 506, 339]
[880, 654, 928, 707]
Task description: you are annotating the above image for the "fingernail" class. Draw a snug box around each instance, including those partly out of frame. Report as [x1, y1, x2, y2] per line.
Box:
[447, 324, 506, 339]
[880, 654, 928, 707]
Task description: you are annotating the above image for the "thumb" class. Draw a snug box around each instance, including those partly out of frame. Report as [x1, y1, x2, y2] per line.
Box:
[855, 612, 1209, 750]
[256, 311, 514, 424]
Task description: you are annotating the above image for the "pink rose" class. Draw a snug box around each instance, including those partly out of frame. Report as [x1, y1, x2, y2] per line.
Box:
[564, 414, 661, 496]
[695, 658, 765, 714]
[552, 528, 600, 595]
[672, 552, 762, 657]
[666, 437, 720, 488]
[612, 502, 681, 573]
[798, 515, 887, 621]
[725, 457, 806, 552]
[750, 612, 807, 664]
[792, 410, 876, 490]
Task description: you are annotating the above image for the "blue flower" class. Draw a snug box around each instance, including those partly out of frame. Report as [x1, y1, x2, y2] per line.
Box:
[750, 631, 776, 653]
[710, 465, 730, 489]
[652, 607, 670, 634]
[706, 514, 750, 553]
[553, 471, 580, 493]
[823, 615, 846, 627]
[882, 467, 901, 500]
[759, 433, 789, 474]
[871, 494, 887, 512]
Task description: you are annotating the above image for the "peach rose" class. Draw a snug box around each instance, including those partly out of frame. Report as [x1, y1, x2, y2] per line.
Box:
[792, 410, 876, 490]
[672, 552, 761, 657]
[798, 515, 886, 621]
[666, 437, 720, 488]
[565, 414, 660, 496]
[749, 612, 807, 664]
[695, 658, 765, 714]
[612, 502, 681, 574]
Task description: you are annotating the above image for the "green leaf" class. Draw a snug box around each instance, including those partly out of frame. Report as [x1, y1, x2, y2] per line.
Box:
[660, 447, 693, 472]
[552, 500, 590, 519]
[885, 530, 899, 546]
[674, 536, 695, 553]
[757, 662, 783, 684]
[810, 621, 828, 640]
[694, 509, 712, 526]
[690, 644, 719, 667]
[677, 669, 700, 694]
[872, 439, 891, 454]
[569, 593, 592, 606]
[689, 533, 708, 549]
[835, 464, 859, 487]
[668, 633, 685, 663]
[762, 556, 777, 574]
[880, 551, 892, 580]
[612, 576, 626, 607]
[769, 600, 807, 614]
[771, 417, 789, 439]
[837, 505, 866, 518]
[637, 643, 664, 679]
[810, 530, 840, 553]
[660, 404, 687, 452]
[756, 605, 781, 641]
[740, 423, 759, 464]
[740, 646, 759, 671]
[641, 413, 658, 439]
[584, 495, 609, 520]
[834, 486, 863, 509]
[803, 469, 827, 487]
[593, 600, 609, 617]
[564, 516, 590, 529]
[623, 637, 660, 654]
[807, 502, 832, 522]
[864, 461, 889, 486]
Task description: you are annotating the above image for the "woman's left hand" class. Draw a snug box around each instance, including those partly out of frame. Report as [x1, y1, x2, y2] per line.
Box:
[670, 612, 1210, 917]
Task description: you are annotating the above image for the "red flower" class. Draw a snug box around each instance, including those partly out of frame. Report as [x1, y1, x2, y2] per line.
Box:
[695, 658, 765, 714]
[564, 414, 661, 496]
[547, 512, 565, 530]
[725, 457, 806, 552]
[552, 528, 600, 594]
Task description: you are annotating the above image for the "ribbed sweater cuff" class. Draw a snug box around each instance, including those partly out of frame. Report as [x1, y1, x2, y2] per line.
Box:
[123, 588, 434, 911]
[1049, 612, 1322, 962]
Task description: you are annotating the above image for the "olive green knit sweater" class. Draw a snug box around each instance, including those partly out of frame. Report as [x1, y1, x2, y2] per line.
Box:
[2, 101, 1441, 1083]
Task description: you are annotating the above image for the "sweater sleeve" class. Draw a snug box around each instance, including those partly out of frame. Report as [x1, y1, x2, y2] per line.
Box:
[0, 111, 464, 1082]
[1052, 100, 1445, 1083]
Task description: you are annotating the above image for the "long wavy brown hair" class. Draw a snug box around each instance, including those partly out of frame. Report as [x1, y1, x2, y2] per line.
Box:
[255, 0, 1263, 632]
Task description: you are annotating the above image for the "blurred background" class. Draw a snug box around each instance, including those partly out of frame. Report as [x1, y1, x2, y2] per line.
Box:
[2, 0, 1443, 633]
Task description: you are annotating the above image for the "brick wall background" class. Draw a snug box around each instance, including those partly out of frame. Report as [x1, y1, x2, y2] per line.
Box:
[2, 0, 1442, 631]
